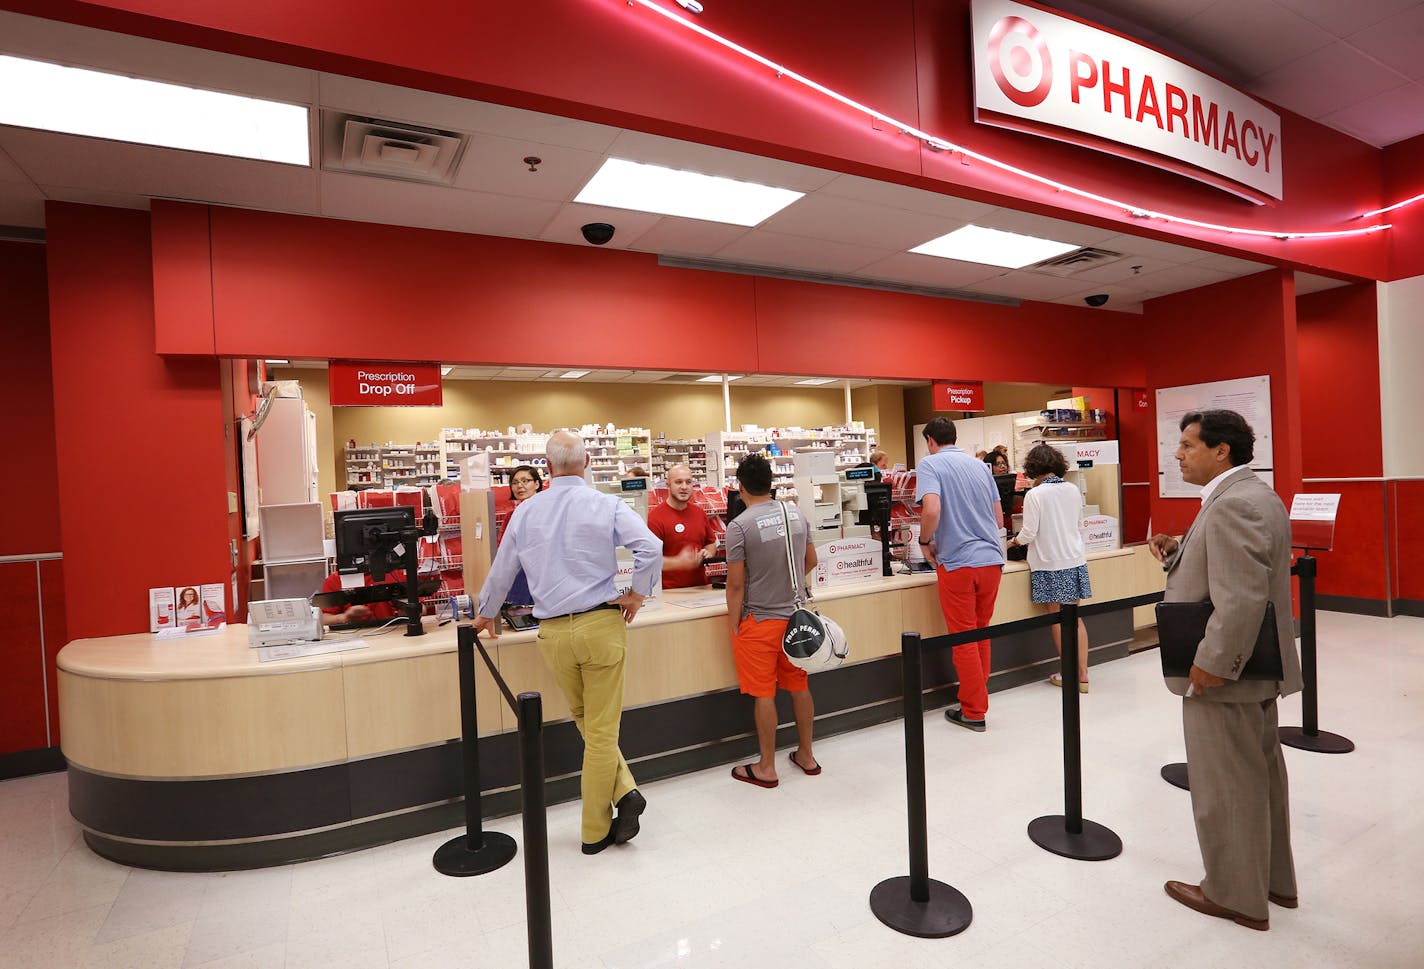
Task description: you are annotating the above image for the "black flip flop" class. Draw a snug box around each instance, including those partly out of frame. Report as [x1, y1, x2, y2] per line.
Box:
[731, 764, 778, 789]
[789, 751, 822, 776]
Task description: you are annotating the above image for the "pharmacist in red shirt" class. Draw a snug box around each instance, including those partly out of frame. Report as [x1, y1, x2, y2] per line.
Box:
[647, 464, 718, 588]
[318, 569, 405, 625]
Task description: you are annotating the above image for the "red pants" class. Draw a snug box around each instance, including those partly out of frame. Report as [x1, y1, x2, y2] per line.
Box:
[936, 564, 1003, 721]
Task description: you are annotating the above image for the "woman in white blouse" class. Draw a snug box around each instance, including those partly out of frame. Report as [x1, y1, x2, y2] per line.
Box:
[1009, 443, 1091, 692]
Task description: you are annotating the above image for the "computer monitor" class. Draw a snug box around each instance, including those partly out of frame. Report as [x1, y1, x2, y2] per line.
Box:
[333, 506, 416, 577]
[725, 486, 746, 522]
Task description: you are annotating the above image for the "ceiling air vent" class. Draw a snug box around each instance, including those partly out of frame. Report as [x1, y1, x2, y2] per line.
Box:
[1026, 246, 1124, 277]
[320, 112, 468, 185]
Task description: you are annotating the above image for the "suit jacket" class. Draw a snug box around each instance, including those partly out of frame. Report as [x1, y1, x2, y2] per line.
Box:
[1162, 468, 1303, 702]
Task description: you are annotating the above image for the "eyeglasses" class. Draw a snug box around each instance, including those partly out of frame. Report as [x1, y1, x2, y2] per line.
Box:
[512, 477, 536, 487]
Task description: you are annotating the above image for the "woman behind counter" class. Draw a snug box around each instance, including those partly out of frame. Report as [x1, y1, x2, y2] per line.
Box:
[1009, 443, 1091, 692]
[501, 465, 543, 607]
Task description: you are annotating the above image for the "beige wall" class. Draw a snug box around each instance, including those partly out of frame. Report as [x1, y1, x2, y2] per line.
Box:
[1378, 277, 1424, 478]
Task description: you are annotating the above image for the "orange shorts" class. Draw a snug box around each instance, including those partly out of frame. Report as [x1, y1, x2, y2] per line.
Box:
[732, 615, 809, 698]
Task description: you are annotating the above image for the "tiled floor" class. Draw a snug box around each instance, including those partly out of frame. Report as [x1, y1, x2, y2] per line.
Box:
[3, 611, 1422, 968]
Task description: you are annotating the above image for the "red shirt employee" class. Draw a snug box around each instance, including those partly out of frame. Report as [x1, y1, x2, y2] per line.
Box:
[319, 569, 405, 625]
[647, 464, 718, 588]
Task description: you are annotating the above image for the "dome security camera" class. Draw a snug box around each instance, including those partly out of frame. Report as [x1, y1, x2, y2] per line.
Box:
[1084, 293, 1110, 307]
[580, 222, 616, 246]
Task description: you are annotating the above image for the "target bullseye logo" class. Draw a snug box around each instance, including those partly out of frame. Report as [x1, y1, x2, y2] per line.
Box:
[989, 15, 1052, 107]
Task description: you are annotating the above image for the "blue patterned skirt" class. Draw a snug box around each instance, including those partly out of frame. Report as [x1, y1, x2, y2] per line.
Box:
[1030, 564, 1092, 604]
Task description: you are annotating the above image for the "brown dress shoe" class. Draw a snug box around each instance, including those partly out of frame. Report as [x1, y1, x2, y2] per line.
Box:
[1164, 880, 1269, 931]
[1268, 891, 1299, 909]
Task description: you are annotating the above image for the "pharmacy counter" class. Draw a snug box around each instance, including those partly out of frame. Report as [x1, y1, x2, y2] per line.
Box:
[58, 546, 1163, 870]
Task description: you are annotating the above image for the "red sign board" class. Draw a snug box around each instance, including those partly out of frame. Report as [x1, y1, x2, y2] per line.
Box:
[932, 380, 985, 412]
[329, 361, 443, 407]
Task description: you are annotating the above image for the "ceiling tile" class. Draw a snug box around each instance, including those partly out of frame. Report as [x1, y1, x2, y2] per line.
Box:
[962, 271, 1095, 301]
[0, 127, 321, 213]
[713, 230, 886, 275]
[625, 218, 751, 257]
[0, 185, 44, 226]
[1345, 4, 1424, 80]
[318, 73, 621, 153]
[536, 202, 662, 249]
[853, 252, 1003, 288]
[1252, 43, 1409, 119]
[1294, 271, 1355, 294]
[450, 135, 605, 202]
[603, 130, 838, 194]
[817, 173, 998, 222]
[971, 209, 1121, 247]
[0, 146, 34, 185]
[760, 193, 963, 251]
[1172, 1, 1335, 80]
[320, 171, 560, 238]
[1095, 231, 1215, 263]
[1275, 0, 1422, 35]
[1189, 252, 1272, 275]
[1066, 253, 1180, 283]
[1124, 261, 1238, 293]
[30, 185, 149, 212]
[1059, 0, 1218, 32]
[1318, 82, 1424, 147]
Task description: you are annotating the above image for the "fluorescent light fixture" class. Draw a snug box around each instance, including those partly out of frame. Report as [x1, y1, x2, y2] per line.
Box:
[697, 374, 742, 382]
[795, 377, 837, 386]
[910, 225, 1079, 269]
[574, 157, 803, 226]
[0, 55, 310, 165]
[560, 370, 591, 379]
[263, 358, 289, 365]
[440, 366, 453, 376]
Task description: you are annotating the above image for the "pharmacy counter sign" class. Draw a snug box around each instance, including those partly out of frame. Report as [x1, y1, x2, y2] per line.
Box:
[972, 0, 1283, 200]
[329, 361, 442, 406]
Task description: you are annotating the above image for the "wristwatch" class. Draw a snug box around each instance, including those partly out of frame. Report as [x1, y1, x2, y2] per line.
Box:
[918, 539, 933, 546]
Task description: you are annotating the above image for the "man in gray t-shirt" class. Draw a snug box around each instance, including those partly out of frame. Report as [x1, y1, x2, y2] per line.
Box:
[724, 453, 819, 789]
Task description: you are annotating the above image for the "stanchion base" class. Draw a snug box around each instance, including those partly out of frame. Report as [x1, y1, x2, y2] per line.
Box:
[1161, 762, 1190, 790]
[1027, 816, 1122, 861]
[869, 876, 972, 938]
[1279, 726, 1355, 754]
[432, 831, 517, 877]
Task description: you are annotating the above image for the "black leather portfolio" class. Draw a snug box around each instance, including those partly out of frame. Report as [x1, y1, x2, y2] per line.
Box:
[1156, 601, 1284, 681]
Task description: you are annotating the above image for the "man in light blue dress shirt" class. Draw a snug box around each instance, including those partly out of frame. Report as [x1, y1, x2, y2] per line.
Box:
[476, 430, 662, 854]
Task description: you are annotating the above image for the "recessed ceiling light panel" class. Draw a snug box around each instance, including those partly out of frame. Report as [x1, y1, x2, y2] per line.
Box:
[574, 158, 803, 226]
[696, 374, 742, 382]
[910, 225, 1079, 269]
[795, 377, 837, 386]
[560, 370, 590, 379]
[0, 55, 310, 165]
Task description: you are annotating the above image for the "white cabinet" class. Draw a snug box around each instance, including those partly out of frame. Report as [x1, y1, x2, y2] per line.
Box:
[256, 396, 318, 505]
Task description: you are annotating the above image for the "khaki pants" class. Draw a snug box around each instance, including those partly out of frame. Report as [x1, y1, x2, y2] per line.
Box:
[537, 608, 638, 844]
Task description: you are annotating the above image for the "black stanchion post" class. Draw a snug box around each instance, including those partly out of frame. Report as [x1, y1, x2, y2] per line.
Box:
[869, 632, 973, 938]
[1280, 554, 1355, 754]
[518, 691, 554, 969]
[433, 626, 518, 876]
[1028, 604, 1122, 860]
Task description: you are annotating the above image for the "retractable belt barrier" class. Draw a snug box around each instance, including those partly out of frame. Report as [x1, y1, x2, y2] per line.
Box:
[872, 590, 1164, 937]
[432, 624, 554, 969]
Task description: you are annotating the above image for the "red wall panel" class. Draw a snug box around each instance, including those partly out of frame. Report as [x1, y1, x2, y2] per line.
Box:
[0, 561, 46, 755]
[1297, 284, 1381, 479]
[1143, 271, 1301, 537]
[203, 208, 762, 371]
[1382, 132, 1424, 281]
[5, 0, 1391, 279]
[750, 277, 1146, 386]
[1392, 481, 1424, 604]
[1305, 482, 1389, 602]
[46, 203, 232, 640]
[151, 200, 216, 355]
[0, 242, 63, 557]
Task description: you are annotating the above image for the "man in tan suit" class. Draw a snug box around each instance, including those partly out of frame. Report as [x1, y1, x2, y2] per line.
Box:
[1149, 409, 1303, 931]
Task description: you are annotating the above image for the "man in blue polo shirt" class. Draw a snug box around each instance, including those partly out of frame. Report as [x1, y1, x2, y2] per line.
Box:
[915, 417, 1006, 731]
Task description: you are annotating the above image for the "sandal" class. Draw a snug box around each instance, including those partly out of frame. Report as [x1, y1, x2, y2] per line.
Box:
[731, 764, 778, 789]
[789, 750, 821, 776]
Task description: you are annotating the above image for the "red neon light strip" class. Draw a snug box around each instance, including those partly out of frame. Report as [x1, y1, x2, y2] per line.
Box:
[620, 0, 1392, 241]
